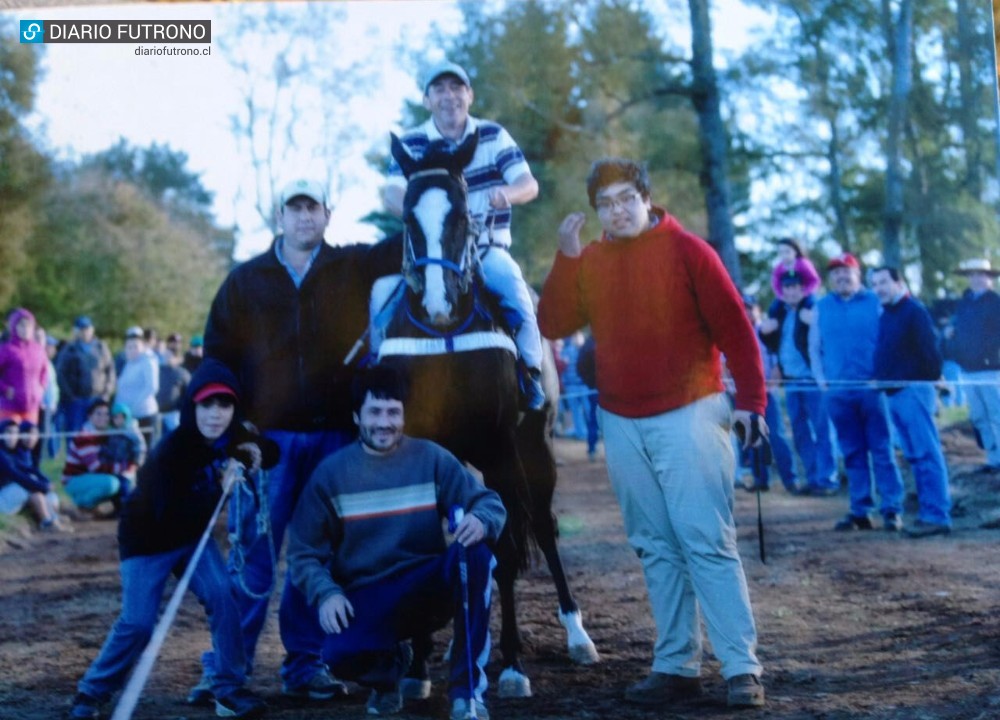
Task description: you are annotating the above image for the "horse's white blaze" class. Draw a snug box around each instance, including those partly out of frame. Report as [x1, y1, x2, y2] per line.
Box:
[413, 188, 451, 322]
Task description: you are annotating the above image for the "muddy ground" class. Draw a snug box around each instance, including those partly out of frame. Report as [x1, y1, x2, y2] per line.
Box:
[1, 424, 999, 720]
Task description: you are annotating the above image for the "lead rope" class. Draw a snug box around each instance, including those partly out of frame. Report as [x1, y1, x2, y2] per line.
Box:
[110, 462, 245, 720]
[228, 467, 277, 600]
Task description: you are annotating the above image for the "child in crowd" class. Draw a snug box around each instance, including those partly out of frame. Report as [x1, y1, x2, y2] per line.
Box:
[770, 237, 820, 299]
[98, 402, 146, 506]
[0, 419, 69, 532]
[70, 359, 277, 720]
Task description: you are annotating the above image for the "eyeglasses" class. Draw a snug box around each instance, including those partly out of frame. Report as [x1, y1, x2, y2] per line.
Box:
[595, 191, 642, 213]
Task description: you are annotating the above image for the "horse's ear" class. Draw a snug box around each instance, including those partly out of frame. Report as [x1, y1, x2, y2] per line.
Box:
[391, 133, 418, 179]
[454, 129, 479, 170]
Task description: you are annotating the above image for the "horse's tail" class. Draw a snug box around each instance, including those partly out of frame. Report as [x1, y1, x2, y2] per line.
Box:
[513, 407, 561, 568]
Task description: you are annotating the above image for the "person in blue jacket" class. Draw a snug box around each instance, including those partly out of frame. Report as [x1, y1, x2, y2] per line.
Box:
[872, 267, 952, 537]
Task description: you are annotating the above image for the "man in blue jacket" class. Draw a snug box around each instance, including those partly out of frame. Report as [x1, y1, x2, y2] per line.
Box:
[946, 259, 1000, 473]
[872, 267, 951, 538]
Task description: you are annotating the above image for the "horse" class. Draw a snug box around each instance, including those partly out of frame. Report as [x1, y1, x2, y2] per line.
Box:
[373, 130, 599, 697]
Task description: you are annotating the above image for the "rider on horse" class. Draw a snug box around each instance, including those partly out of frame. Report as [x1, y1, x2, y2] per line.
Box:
[381, 61, 546, 411]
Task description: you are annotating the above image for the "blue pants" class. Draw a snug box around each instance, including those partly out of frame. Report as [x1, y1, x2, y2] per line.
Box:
[323, 542, 495, 704]
[203, 429, 352, 687]
[62, 397, 97, 451]
[825, 390, 903, 519]
[886, 386, 952, 527]
[586, 395, 600, 455]
[560, 384, 590, 440]
[785, 385, 837, 490]
[79, 542, 245, 703]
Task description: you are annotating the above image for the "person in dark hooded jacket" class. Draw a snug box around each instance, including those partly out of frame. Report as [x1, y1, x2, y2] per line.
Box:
[69, 360, 278, 720]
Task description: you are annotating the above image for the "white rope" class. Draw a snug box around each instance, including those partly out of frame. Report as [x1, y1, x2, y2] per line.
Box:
[109, 461, 244, 720]
[560, 376, 998, 401]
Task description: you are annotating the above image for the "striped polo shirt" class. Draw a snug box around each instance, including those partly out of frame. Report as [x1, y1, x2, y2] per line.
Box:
[386, 115, 532, 248]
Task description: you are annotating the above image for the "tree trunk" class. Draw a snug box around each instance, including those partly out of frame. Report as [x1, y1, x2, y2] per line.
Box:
[687, 0, 741, 286]
[827, 119, 855, 252]
[882, 0, 914, 268]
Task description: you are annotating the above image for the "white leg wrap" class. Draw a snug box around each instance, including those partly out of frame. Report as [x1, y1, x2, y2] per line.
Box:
[498, 666, 532, 698]
[559, 609, 601, 665]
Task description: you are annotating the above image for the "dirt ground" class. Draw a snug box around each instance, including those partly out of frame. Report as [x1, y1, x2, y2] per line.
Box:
[1, 423, 999, 720]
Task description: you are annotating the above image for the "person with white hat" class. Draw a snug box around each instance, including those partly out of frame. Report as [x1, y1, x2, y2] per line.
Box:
[381, 60, 546, 411]
[193, 178, 400, 704]
[946, 258, 1000, 473]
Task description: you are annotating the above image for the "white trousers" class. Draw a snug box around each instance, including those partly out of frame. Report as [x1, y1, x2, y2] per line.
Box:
[601, 393, 762, 679]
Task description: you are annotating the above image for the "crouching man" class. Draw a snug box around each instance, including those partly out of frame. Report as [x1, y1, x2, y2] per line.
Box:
[287, 366, 506, 720]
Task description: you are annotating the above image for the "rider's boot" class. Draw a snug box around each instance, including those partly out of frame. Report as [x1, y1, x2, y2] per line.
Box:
[520, 365, 546, 412]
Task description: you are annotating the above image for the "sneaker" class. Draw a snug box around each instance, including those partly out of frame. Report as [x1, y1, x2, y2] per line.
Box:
[215, 687, 267, 718]
[727, 673, 765, 708]
[883, 513, 902, 532]
[69, 693, 101, 720]
[366, 687, 403, 716]
[904, 519, 952, 538]
[40, 515, 74, 533]
[833, 514, 874, 531]
[187, 674, 214, 706]
[281, 665, 348, 700]
[742, 482, 769, 493]
[624, 672, 703, 706]
[450, 697, 490, 720]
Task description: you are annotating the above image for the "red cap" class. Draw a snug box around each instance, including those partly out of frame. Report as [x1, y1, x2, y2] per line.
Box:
[827, 253, 860, 271]
[193, 383, 237, 404]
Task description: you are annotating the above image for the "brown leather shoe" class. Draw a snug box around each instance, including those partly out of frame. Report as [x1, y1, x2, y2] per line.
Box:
[624, 672, 703, 706]
[727, 673, 765, 708]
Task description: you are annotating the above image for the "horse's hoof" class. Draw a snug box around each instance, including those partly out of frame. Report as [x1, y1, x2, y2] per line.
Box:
[498, 667, 532, 698]
[559, 609, 601, 665]
[400, 677, 431, 700]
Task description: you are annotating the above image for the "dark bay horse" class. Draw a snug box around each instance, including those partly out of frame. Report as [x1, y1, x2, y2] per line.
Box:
[374, 131, 598, 696]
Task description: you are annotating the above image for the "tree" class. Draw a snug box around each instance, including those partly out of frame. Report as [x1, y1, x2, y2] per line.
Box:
[17, 168, 229, 337]
[405, 0, 747, 285]
[218, 3, 379, 236]
[688, 0, 742, 284]
[881, 0, 914, 268]
[0, 23, 49, 310]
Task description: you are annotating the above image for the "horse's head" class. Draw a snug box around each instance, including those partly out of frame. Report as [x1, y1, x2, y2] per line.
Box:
[391, 131, 479, 328]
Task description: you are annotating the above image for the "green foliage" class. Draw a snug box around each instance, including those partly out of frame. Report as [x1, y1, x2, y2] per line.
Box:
[0, 24, 49, 311]
[398, 0, 736, 287]
[736, 0, 998, 298]
[16, 169, 229, 339]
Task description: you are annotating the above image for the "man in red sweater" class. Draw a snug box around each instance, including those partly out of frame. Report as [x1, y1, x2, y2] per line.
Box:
[538, 158, 768, 709]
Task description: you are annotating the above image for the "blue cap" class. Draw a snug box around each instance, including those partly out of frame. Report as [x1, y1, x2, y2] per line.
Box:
[74, 315, 93, 329]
